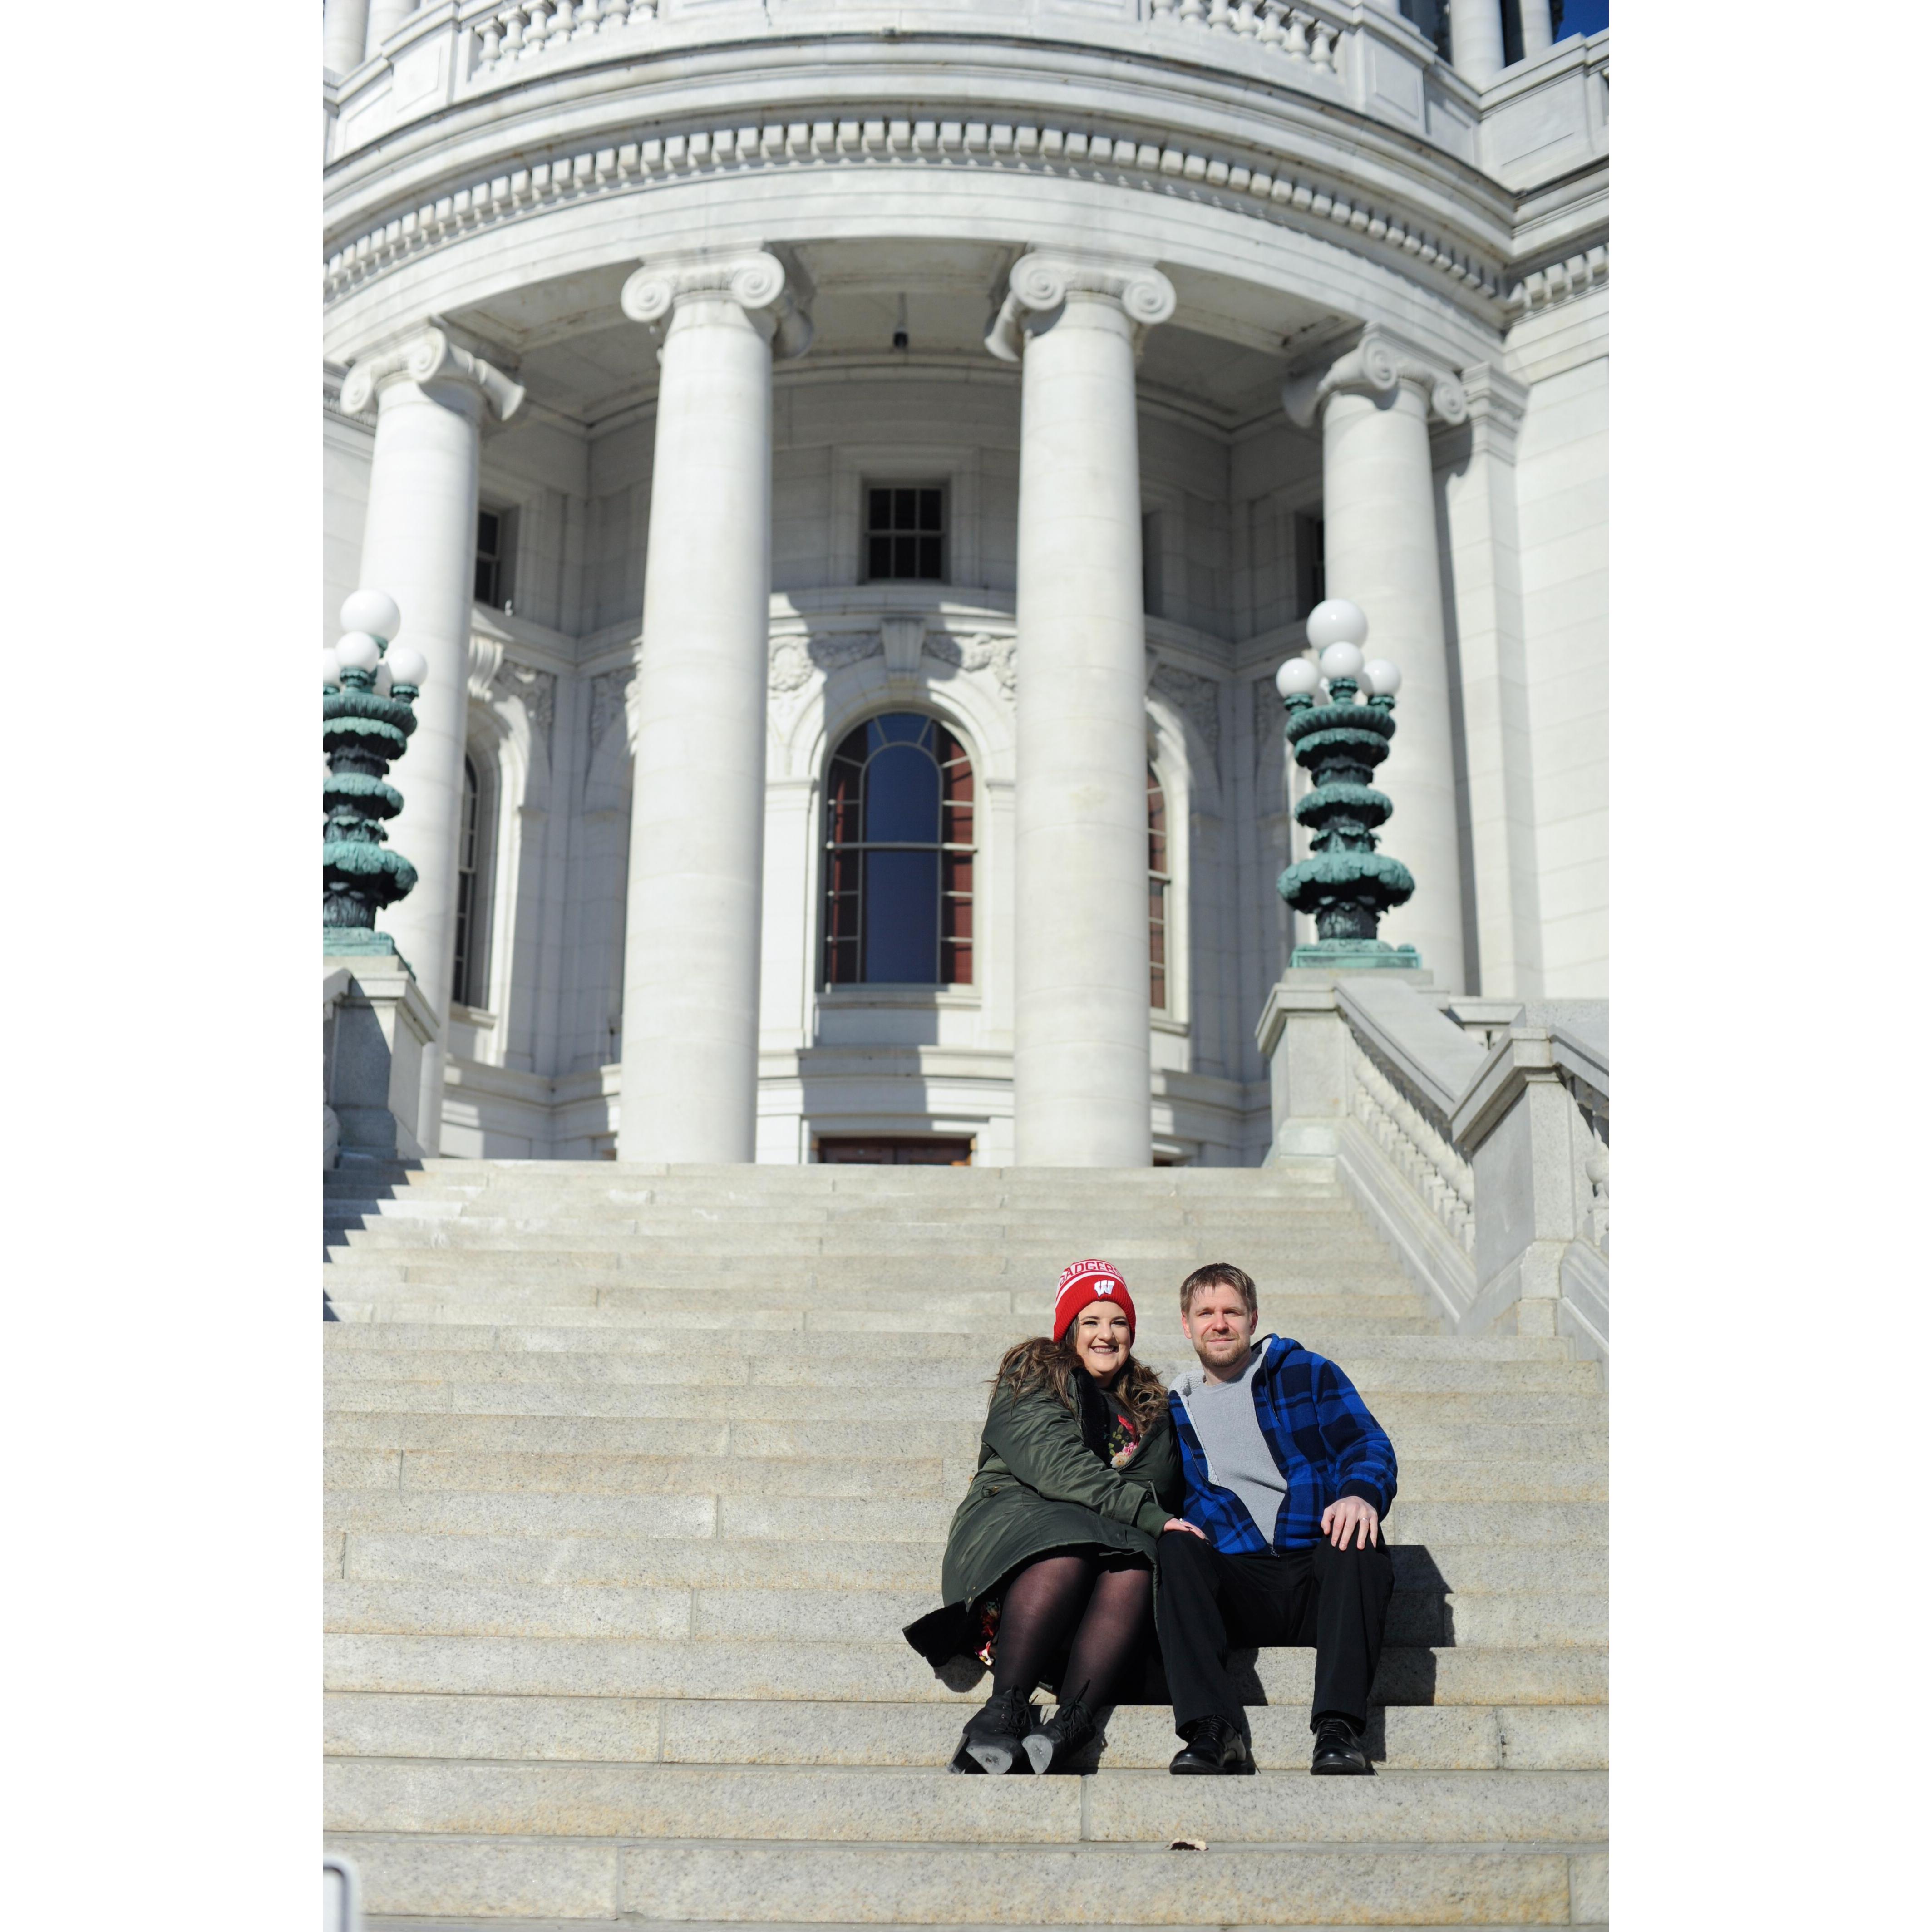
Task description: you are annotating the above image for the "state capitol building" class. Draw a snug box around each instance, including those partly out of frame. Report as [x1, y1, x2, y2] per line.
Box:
[322, 0, 1608, 1169]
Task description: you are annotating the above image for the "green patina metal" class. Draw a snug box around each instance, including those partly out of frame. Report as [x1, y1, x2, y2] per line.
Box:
[1277, 674, 1422, 969]
[325, 660, 422, 936]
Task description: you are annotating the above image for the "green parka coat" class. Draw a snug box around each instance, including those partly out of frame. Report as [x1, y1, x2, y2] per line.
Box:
[902, 1362, 1182, 1677]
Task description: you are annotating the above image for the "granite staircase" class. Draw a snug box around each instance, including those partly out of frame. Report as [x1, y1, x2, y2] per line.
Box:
[323, 1160, 1608, 1929]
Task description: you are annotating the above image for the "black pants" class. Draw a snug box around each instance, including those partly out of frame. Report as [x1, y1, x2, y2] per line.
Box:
[1155, 1528, 1394, 1734]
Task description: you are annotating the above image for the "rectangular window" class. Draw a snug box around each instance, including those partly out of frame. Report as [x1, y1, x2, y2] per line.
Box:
[475, 506, 517, 611]
[864, 485, 946, 582]
[1148, 772, 1170, 1013]
[1142, 509, 1164, 618]
[1295, 512, 1326, 618]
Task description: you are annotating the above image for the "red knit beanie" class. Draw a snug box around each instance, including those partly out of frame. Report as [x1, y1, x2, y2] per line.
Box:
[1052, 1260, 1136, 1345]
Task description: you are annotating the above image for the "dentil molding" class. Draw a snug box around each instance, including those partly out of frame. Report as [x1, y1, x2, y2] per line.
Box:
[340, 323, 526, 419]
[620, 249, 815, 360]
[986, 251, 1178, 362]
[325, 117, 1506, 321]
[1281, 322, 1468, 429]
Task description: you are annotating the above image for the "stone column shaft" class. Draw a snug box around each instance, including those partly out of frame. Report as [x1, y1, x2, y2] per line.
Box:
[1449, 0, 1507, 84]
[1286, 328, 1469, 989]
[616, 251, 809, 1164]
[323, 0, 371, 75]
[1520, 0, 1556, 58]
[364, 1, 416, 54]
[340, 327, 523, 1150]
[991, 252, 1175, 1168]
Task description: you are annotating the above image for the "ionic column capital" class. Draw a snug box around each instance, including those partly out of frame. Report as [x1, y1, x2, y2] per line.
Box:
[340, 323, 525, 420]
[985, 250, 1177, 363]
[1281, 323, 1468, 430]
[620, 248, 814, 360]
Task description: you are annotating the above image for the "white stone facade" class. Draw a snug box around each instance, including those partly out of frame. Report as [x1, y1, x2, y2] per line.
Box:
[323, 0, 1608, 1164]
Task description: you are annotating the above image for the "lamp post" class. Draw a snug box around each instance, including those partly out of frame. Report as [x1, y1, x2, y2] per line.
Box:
[323, 589, 429, 961]
[1275, 597, 1421, 969]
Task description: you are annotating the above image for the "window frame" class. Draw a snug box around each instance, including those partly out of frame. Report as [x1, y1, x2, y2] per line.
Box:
[474, 502, 518, 613]
[860, 480, 949, 585]
[819, 710, 977, 991]
[1148, 766, 1173, 1015]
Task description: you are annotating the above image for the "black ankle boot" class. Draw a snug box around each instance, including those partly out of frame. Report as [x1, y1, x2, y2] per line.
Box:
[1021, 1696, 1097, 1774]
[950, 1686, 1034, 1775]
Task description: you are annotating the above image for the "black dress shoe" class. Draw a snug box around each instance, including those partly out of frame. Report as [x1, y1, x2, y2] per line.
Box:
[950, 1686, 1035, 1775]
[1310, 1715, 1372, 1775]
[1168, 1715, 1256, 1775]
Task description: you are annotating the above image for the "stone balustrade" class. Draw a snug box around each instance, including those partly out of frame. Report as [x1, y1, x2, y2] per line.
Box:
[469, 0, 655, 74]
[1257, 972, 1609, 1364]
[1149, 0, 1343, 75]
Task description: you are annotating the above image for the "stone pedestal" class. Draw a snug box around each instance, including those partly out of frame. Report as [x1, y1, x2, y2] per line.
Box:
[325, 944, 441, 1164]
[991, 250, 1175, 1168]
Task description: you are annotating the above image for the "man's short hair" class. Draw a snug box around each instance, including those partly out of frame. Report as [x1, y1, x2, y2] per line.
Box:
[1179, 1262, 1257, 1320]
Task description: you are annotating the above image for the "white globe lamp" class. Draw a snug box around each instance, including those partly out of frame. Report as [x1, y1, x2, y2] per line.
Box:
[335, 631, 382, 676]
[386, 644, 429, 690]
[340, 589, 401, 644]
[1274, 656, 1321, 700]
[1363, 659, 1403, 698]
[321, 648, 343, 692]
[1305, 598, 1368, 651]
[1318, 640, 1365, 683]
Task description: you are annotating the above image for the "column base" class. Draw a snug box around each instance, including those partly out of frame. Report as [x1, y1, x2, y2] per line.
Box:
[1290, 939, 1424, 969]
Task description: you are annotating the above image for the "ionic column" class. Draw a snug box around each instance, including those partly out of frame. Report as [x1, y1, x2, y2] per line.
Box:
[340, 326, 524, 1149]
[1285, 326, 1469, 988]
[322, 0, 371, 75]
[1448, 0, 1507, 85]
[988, 251, 1176, 1167]
[1519, 0, 1556, 59]
[615, 250, 812, 1163]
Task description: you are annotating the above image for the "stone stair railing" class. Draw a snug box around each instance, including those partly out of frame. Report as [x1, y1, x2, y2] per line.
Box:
[1258, 975, 1608, 1364]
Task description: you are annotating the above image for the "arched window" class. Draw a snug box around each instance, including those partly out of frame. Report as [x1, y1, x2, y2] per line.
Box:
[452, 754, 488, 1008]
[1148, 769, 1170, 1013]
[823, 714, 974, 986]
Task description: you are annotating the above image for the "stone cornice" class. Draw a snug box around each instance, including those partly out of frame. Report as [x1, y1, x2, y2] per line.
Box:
[323, 113, 1509, 325]
[339, 323, 526, 419]
[985, 250, 1177, 363]
[619, 248, 814, 360]
[1281, 322, 1469, 430]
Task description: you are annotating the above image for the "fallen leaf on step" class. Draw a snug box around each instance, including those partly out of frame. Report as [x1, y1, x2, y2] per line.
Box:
[1169, 1838, 1208, 1852]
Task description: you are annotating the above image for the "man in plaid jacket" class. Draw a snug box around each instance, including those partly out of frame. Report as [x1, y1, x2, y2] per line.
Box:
[1157, 1261, 1397, 1777]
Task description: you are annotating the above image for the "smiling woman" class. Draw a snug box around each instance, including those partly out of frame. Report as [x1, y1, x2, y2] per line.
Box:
[902, 1260, 1195, 1778]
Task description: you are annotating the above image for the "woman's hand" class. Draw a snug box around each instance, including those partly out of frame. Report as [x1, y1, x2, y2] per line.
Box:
[1163, 1518, 1208, 1539]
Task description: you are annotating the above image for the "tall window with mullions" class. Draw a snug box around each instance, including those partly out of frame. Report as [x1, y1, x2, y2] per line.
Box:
[823, 714, 974, 986]
[452, 754, 486, 1007]
[1148, 769, 1171, 1012]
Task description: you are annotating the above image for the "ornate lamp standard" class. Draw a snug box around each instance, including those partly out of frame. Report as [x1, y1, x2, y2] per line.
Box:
[323, 589, 429, 963]
[1275, 597, 1421, 969]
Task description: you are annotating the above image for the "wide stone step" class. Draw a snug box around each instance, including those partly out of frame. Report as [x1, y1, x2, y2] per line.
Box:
[325, 1579, 1606, 1651]
[328, 1832, 1607, 1926]
[322, 1357, 1600, 1412]
[322, 1493, 1607, 1549]
[322, 1329, 1553, 1368]
[324, 1299, 1439, 1335]
[325, 1758, 1606, 1846]
[324, 1445, 1607, 1510]
[334, 1532, 1606, 1599]
[325, 1690, 1607, 1772]
[326, 1631, 1610, 1707]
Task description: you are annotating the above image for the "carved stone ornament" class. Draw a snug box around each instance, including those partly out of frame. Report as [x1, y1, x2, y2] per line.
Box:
[986, 251, 1178, 362]
[588, 665, 636, 750]
[925, 631, 1017, 703]
[491, 660, 557, 743]
[620, 249, 814, 360]
[1281, 322, 1468, 429]
[467, 633, 505, 703]
[340, 324, 526, 419]
[1149, 662, 1222, 763]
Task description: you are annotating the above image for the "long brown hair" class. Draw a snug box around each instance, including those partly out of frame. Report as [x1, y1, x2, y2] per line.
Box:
[990, 1330, 1168, 1439]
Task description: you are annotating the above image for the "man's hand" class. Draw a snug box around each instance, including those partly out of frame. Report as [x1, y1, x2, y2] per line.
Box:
[1320, 1497, 1380, 1550]
[1163, 1518, 1208, 1540]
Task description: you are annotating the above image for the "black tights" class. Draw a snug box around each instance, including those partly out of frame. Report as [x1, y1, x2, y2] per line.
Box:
[989, 1550, 1153, 1711]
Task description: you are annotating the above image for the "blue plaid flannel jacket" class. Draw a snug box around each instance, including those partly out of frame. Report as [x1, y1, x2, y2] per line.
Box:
[1168, 1335, 1398, 1554]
